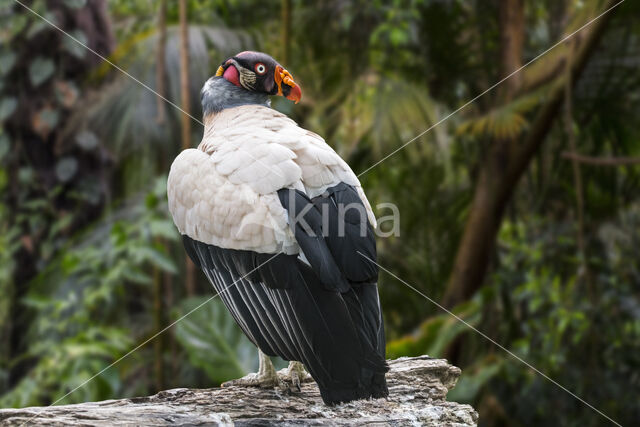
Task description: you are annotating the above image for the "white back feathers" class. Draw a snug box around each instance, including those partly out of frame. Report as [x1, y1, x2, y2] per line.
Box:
[167, 105, 375, 254]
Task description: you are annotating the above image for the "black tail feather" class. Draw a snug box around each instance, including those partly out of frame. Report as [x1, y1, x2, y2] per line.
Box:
[318, 370, 389, 405]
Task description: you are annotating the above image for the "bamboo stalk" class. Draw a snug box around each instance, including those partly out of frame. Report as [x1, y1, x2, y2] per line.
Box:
[561, 152, 640, 165]
[155, 0, 167, 124]
[179, 0, 196, 296]
[281, 0, 292, 65]
[153, 258, 165, 390]
[564, 39, 588, 277]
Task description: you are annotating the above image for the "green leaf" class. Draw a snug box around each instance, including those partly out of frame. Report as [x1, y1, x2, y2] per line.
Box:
[149, 219, 178, 240]
[29, 57, 55, 87]
[0, 97, 17, 121]
[447, 356, 503, 403]
[18, 167, 33, 184]
[121, 266, 152, 285]
[27, 20, 49, 39]
[75, 130, 99, 150]
[389, 27, 408, 46]
[0, 50, 16, 75]
[1, 15, 28, 42]
[62, 30, 87, 59]
[152, 176, 168, 197]
[55, 80, 80, 107]
[55, 157, 78, 182]
[136, 247, 178, 274]
[0, 132, 9, 160]
[387, 299, 481, 358]
[63, 0, 87, 9]
[33, 107, 59, 135]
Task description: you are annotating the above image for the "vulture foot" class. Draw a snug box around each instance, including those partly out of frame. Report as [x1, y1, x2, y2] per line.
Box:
[221, 370, 281, 389]
[222, 351, 281, 389]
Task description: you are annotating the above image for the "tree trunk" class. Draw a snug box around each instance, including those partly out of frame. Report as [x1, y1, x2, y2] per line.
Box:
[564, 39, 589, 277]
[155, 0, 168, 124]
[179, 0, 191, 150]
[498, 0, 525, 100]
[178, 0, 196, 296]
[443, 0, 525, 309]
[281, 0, 292, 65]
[442, 0, 618, 309]
[443, 144, 512, 308]
[152, 0, 169, 391]
[152, 260, 165, 391]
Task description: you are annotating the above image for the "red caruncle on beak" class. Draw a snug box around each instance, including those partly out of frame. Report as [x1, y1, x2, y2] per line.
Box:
[221, 64, 240, 87]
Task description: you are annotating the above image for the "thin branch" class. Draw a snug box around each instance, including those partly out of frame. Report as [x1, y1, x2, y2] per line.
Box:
[281, 0, 292, 65]
[564, 38, 588, 275]
[561, 152, 640, 165]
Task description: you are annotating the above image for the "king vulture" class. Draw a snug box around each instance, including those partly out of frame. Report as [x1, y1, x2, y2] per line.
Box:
[167, 51, 388, 405]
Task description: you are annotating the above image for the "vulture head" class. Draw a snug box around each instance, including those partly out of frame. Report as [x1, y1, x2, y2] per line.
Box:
[215, 51, 302, 104]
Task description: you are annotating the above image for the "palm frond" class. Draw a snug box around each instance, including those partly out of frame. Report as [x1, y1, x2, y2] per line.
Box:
[78, 25, 252, 156]
[320, 73, 446, 161]
[456, 88, 546, 140]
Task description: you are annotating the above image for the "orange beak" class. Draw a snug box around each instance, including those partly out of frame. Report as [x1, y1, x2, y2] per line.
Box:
[274, 65, 301, 104]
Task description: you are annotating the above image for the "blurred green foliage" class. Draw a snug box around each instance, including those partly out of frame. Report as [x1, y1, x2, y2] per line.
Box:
[0, 179, 178, 407]
[173, 297, 259, 384]
[0, 1, 639, 425]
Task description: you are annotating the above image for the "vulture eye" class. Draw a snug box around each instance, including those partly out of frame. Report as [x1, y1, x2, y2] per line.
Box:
[255, 63, 267, 75]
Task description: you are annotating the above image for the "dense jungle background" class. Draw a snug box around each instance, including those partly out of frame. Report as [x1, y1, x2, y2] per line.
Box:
[1, 0, 639, 425]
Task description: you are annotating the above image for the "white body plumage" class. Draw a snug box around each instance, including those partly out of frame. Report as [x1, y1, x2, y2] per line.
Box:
[167, 105, 375, 255]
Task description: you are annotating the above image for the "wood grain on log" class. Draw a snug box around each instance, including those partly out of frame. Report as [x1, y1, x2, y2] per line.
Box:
[0, 356, 478, 426]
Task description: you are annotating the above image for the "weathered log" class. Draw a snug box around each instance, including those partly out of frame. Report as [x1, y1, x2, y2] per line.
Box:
[0, 356, 478, 426]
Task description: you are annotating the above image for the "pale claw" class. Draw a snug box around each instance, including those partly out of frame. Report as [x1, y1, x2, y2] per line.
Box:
[291, 369, 301, 392]
[277, 361, 312, 392]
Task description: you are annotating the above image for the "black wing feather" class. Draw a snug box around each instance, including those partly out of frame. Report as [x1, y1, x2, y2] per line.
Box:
[312, 183, 378, 283]
[277, 189, 350, 292]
